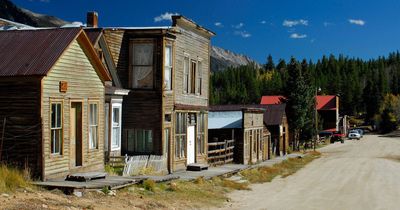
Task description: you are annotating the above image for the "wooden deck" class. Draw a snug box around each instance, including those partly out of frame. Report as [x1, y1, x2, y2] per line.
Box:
[35, 176, 143, 193]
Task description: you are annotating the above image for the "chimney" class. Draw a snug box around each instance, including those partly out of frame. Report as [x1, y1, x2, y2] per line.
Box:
[87, 11, 98, 28]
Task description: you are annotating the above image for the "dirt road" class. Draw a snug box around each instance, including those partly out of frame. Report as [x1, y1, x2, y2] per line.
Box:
[221, 134, 400, 210]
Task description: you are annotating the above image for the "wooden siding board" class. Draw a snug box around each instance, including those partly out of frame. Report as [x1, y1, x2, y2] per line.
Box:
[0, 78, 42, 178]
[42, 39, 105, 179]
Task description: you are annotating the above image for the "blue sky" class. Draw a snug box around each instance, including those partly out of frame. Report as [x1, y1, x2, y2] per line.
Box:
[11, 0, 400, 63]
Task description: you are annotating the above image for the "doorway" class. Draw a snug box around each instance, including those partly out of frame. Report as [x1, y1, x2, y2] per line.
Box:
[70, 102, 83, 167]
[187, 125, 195, 165]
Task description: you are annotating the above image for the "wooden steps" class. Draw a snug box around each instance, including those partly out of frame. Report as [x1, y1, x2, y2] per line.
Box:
[65, 172, 107, 182]
[186, 164, 209, 171]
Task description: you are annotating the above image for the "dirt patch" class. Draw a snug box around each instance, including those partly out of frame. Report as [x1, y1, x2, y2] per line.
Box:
[381, 155, 400, 162]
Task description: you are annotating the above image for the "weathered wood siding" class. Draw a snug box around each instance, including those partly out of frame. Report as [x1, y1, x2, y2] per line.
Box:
[103, 30, 163, 155]
[173, 25, 210, 107]
[0, 78, 42, 178]
[41, 39, 105, 179]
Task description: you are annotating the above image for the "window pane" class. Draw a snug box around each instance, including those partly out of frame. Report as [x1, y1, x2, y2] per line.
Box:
[113, 107, 120, 125]
[112, 127, 119, 147]
[164, 67, 171, 90]
[184, 57, 189, 93]
[51, 104, 56, 128]
[133, 43, 153, 65]
[56, 104, 61, 128]
[133, 66, 153, 88]
[165, 46, 172, 67]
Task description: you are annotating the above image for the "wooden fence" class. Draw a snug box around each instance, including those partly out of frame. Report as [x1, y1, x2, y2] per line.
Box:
[208, 139, 235, 166]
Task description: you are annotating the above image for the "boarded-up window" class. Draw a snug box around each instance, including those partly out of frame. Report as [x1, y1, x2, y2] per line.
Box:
[89, 103, 99, 149]
[190, 60, 196, 94]
[51, 102, 62, 154]
[126, 129, 153, 153]
[175, 112, 187, 159]
[131, 41, 154, 89]
[164, 45, 173, 90]
[183, 57, 189, 93]
[197, 113, 205, 154]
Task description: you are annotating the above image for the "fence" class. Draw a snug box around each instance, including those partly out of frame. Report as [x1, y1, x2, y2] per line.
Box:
[208, 139, 234, 166]
[121, 155, 167, 176]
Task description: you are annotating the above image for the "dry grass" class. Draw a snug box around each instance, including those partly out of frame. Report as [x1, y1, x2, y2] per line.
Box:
[0, 164, 31, 193]
[241, 151, 321, 183]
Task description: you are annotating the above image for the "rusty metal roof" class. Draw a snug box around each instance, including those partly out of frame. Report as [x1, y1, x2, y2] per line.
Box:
[0, 27, 81, 76]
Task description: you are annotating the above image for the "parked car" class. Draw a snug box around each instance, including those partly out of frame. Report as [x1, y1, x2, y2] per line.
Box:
[331, 131, 345, 144]
[348, 132, 361, 140]
[349, 129, 363, 138]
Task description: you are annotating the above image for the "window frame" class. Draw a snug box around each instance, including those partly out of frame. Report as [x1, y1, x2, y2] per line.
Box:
[190, 60, 197, 94]
[196, 59, 203, 95]
[88, 101, 99, 150]
[175, 112, 187, 159]
[111, 103, 122, 150]
[126, 129, 153, 154]
[196, 113, 206, 155]
[164, 43, 173, 91]
[183, 55, 190, 94]
[129, 39, 155, 89]
[50, 100, 63, 155]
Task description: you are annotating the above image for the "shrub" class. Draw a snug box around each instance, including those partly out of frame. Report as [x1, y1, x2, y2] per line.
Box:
[142, 179, 156, 192]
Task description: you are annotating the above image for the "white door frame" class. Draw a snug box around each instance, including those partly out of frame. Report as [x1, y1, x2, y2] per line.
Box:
[111, 100, 122, 151]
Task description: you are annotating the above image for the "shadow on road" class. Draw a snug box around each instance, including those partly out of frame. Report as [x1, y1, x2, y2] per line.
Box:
[378, 130, 400, 138]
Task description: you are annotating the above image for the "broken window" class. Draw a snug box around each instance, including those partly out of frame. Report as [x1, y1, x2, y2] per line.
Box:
[131, 41, 154, 89]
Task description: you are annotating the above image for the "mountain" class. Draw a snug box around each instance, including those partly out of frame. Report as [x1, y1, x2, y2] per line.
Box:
[211, 46, 261, 72]
[0, 0, 68, 27]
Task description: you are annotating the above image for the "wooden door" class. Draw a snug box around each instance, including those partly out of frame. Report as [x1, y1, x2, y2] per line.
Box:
[187, 125, 195, 165]
[70, 102, 83, 167]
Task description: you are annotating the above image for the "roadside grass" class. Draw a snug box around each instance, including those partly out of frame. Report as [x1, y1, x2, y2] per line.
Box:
[0, 164, 31, 193]
[241, 151, 321, 183]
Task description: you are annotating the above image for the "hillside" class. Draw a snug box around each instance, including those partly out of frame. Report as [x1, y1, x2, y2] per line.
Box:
[0, 0, 68, 27]
[211, 46, 261, 72]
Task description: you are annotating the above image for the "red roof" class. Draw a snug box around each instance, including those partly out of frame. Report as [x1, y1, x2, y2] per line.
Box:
[317, 95, 337, 110]
[260, 95, 286, 105]
[260, 95, 338, 111]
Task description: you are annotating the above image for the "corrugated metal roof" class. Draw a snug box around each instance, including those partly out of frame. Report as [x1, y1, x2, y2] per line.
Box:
[0, 27, 81, 76]
[210, 104, 286, 126]
[208, 111, 242, 129]
[317, 95, 337, 110]
[260, 95, 286, 105]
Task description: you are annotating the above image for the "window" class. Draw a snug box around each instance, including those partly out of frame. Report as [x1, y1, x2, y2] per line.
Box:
[183, 57, 189, 93]
[126, 129, 153, 153]
[190, 60, 197, 94]
[197, 61, 202, 95]
[131, 41, 154, 89]
[164, 45, 173, 90]
[197, 113, 205, 154]
[89, 103, 98, 149]
[175, 112, 187, 159]
[112, 106, 121, 149]
[51, 102, 62, 154]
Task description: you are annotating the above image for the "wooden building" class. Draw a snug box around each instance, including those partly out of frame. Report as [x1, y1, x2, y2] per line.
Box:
[208, 105, 270, 165]
[85, 25, 130, 159]
[101, 15, 215, 172]
[0, 28, 111, 180]
[262, 104, 289, 156]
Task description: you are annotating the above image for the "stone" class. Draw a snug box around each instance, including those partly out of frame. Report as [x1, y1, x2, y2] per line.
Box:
[42, 204, 48, 209]
[1, 193, 9, 198]
[73, 191, 83, 197]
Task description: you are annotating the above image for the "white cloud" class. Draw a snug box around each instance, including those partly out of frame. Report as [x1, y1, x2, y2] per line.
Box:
[234, 30, 251, 38]
[214, 22, 223, 27]
[348, 19, 365, 26]
[283, 19, 308, 27]
[154, 12, 179, 22]
[232, 22, 244, 29]
[290, 33, 307, 39]
[260, 20, 267, 24]
[323, 21, 333, 27]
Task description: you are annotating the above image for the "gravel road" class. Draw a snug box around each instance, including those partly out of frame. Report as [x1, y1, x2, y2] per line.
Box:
[220, 134, 400, 210]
